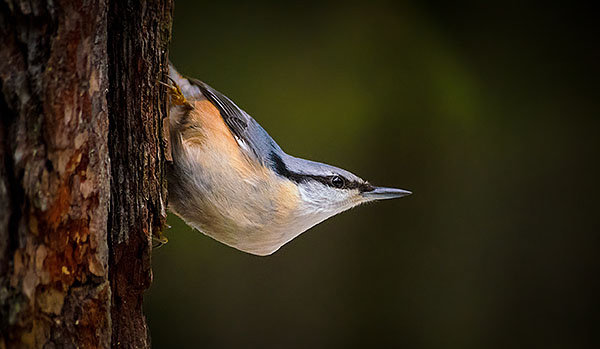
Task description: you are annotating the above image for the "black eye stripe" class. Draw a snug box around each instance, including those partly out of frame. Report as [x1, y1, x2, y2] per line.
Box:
[270, 152, 374, 192]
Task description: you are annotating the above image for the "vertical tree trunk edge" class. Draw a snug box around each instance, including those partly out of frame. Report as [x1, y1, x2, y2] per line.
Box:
[107, 0, 172, 347]
[0, 0, 173, 347]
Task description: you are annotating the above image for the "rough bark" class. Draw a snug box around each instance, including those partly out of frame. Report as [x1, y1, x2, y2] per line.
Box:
[0, 0, 172, 347]
[107, 0, 171, 347]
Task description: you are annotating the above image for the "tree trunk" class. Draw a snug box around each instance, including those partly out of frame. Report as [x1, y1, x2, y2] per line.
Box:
[106, 0, 172, 347]
[0, 0, 172, 348]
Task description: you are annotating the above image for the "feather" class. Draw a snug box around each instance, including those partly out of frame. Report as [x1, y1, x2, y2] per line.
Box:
[168, 63, 283, 166]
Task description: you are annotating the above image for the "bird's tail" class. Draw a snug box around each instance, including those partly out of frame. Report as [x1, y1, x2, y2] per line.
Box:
[168, 62, 205, 101]
[164, 62, 195, 164]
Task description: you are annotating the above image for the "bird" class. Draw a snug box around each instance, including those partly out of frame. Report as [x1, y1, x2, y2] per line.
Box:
[163, 63, 411, 256]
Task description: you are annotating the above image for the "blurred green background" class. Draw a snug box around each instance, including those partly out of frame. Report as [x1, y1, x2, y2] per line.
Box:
[145, 1, 599, 348]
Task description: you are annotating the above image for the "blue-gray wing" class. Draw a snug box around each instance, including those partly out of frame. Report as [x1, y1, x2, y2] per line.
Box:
[190, 78, 284, 165]
[168, 63, 284, 165]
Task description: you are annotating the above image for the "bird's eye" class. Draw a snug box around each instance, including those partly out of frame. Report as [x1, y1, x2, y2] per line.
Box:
[330, 175, 345, 189]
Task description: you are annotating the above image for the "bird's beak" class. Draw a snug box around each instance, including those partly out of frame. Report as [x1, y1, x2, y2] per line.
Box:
[362, 187, 412, 201]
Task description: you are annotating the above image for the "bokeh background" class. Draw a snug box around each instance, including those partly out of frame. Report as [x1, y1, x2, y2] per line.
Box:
[145, 1, 599, 348]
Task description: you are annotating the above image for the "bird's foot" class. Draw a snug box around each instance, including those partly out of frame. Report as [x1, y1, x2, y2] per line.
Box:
[152, 231, 169, 249]
[160, 77, 189, 107]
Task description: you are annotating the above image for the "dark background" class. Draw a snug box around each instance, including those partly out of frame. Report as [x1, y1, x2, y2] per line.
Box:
[145, 1, 599, 348]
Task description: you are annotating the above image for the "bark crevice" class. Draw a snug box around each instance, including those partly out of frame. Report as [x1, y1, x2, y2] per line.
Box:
[0, 0, 172, 347]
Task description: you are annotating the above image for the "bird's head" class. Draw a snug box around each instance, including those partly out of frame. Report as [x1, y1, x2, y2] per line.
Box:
[270, 153, 411, 221]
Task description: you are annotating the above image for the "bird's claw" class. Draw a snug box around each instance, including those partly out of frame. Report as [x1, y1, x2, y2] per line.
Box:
[152, 231, 169, 249]
[160, 77, 189, 106]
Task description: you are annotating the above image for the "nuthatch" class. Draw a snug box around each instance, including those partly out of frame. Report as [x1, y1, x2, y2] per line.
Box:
[164, 64, 411, 256]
